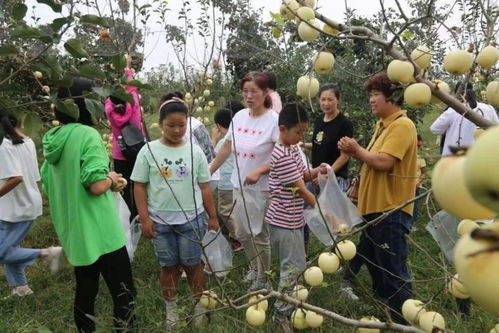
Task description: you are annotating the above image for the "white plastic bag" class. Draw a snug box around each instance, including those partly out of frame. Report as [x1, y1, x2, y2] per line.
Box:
[115, 193, 141, 261]
[233, 187, 267, 236]
[304, 167, 363, 246]
[202, 230, 233, 277]
[425, 210, 460, 263]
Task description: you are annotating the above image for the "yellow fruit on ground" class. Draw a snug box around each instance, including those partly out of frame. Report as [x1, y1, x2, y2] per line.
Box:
[34, 71, 43, 79]
[387, 60, 414, 83]
[322, 22, 339, 35]
[312, 51, 335, 74]
[298, 19, 321, 42]
[430, 79, 451, 104]
[357, 316, 381, 333]
[305, 310, 323, 328]
[291, 308, 308, 330]
[296, 76, 320, 98]
[401, 299, 426, 324]
[334, 240, 357, 260]
[410, 45, 433, 69]
[318, 252, 340, 274]
[296, 6, 315, 22]
[248, 294, 268, 312]
[404, 83, 431, 108]
[291, 284, 309, 301]
[454, 223, 499, 316]
[444, 50, 473, 75]
[457, 219, 479, 236]
[476, 45, 499, 68]
[418, 311, 445, 333]
[431, 154, 495, 220]
[448, 274, 469, 299]
[246, 305, 266, 326]
[200, 291, 219, 310]
[486, 81, 499, 105]
[304, 266, 323, 287]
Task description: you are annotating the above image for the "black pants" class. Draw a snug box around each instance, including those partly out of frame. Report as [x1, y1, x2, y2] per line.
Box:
[74, 247, 137, 332]
[114, 159, 137, 221]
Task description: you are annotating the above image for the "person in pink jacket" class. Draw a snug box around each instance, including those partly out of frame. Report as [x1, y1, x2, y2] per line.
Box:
[105, 55, 144, 220]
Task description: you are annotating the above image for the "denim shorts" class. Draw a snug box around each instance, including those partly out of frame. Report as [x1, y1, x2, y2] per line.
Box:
[152, 216, 206, 267]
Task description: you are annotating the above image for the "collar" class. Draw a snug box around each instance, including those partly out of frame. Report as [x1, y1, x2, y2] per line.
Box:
[379, 109, 407, 128]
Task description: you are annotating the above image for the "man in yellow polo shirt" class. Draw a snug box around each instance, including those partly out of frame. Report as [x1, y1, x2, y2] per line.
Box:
[338, 72, 417, 324]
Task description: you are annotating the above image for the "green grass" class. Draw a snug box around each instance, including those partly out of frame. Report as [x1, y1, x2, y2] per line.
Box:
[1, 109, 497, 332]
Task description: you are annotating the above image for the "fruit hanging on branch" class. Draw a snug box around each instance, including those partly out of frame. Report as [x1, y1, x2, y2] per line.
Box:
[443, 49, 473, 75]
[476, 45, 499, 68]
[386, 60, 415, 83]
[410, 45, 433, 69]
[404, 83, 431, 108]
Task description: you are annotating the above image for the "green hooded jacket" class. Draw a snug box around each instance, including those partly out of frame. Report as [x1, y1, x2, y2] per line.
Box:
[41, 123, 125, 266]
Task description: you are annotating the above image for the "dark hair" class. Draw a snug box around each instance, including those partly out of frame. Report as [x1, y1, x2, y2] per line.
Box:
[224, 100, 245, 115]
[240, 71, 272, 108]
[214, 108, 233, 129]
[160, 91, 184, 104]
[279, 103, 309, 127]
[417, 134, 422, 141]
[109, 95, 125, 107]
[319, 83, 341, 100]
[1, 114, 23, 144]
[159, 93, 188, 123]
[365, 72, 403, 106]
[265, 72, 277, 90]
[56, 77, 96, 126]
[454, 82, 477, 109]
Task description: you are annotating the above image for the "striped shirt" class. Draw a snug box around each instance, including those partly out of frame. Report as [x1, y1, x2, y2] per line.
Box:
[265, 144, 307, 229]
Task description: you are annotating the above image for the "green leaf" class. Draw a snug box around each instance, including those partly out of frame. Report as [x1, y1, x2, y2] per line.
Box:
[12, 3, 28, 21]
[125, 79, 153, 90]
[79, 15, 109, 28]
[12, 25, 43, 38]
[85, 98, 104, 121]
[56, 99, 79, 120]
[111, 87, 134, 105]
[270, 12, 285, 26]
[0, 45, 19, 57]
[37, 0, 62, 12]
[42, 55, 64, 80]
[50, 17, 71, 32]
[64, 39, 89, 58]
[78, 64, 106, 80]
[53, 73, 74, 88]
[92, 85, 113, 99]
[400, 31, 414, 40]
[111, 54, 127, 72]
[22, 112, 43, 138]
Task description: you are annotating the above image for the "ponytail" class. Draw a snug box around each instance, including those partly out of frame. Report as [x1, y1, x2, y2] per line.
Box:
[264, 95, 272, 108]
[1, 115, 24, 145]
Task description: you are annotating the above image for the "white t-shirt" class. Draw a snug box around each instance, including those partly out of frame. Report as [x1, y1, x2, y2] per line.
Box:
[0, 137, 42, 222]
[226, 108, 279, 191]
[430, 102, 499, 156]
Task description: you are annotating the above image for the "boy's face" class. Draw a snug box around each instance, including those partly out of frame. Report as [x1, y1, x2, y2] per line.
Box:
[280, 122, 308, 146]
[217, 123, 228, 135]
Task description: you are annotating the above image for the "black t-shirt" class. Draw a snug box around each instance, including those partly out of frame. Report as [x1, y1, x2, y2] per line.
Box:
[311, 113, 354, 179]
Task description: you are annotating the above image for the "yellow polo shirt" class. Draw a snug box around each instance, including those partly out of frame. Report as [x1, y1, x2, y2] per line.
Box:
[357, 110, 418, 216]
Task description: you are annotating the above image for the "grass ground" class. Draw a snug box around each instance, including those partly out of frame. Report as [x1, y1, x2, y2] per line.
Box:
[1, 108, 497, 332]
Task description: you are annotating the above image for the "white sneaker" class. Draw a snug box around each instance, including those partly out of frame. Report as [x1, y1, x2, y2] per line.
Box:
[165, 300, 179, 328]
[44, 246, 63, 274]
[243, 269, 257, 283]
[2, 286, 34, 300]
[192, 301, 208, 326]
[340, 286, 360, 301]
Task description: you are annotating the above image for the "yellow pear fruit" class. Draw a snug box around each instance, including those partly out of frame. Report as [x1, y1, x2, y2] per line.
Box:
[410, 45, 433, 69]
[322, 22, 339, 35]
[203, 89, 210, 97]
[248, 294, 268, 312]
[387, 60, 415, 83]
[298, 19, 321, 42]
[280, 0, 300, 20]
[486, 81, 499, 105]
[51, 120, 60, 127]
[34, 71, 43, 79]
[206, 78, 213, 86]
[457, 219, 479, 236]
[304, 266, 323, 287]
[291, 308, 308, 330]
[208, 100, 215, 107]
[404, 83, 431, 108]
[338, 223, 349, 234]
[196, 106, 203, 113]
[296, 75, 320, 98]
[184, 92, 193, 102]
[448, 274, 470, 299]
[291, 284, 309, 302]
[305, 310, 323, 328]
[200, 291, 219, 309]
[444, 50, 473, 75]
[334, 240, 357, 260]
[204, 106, 211, 113]
[42, 85, 50, 94]
[418, 311, 445, 333]
[357, 316, 381, 333]
[474, 128, 485, 139]
[318, 252, 340, 274]
[430, 79, 451, 104]
[401, 299, 426, 324]
[432, 154, 495, 219]
[302, 0, 316, 8]
[246, 305, 266, 326]
[313, 51, 335, 74]
[295, 6, 315, 23]
[477, 45, 499, 68]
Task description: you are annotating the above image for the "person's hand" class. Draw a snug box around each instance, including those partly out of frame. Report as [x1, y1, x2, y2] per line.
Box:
[140, 217, 156, 238]
[107, 171, 122, 191]
[211, 126, 221, 142]
[244, 171, 261, 185]
[338, 137, 360, 156]
[318, 163, 329, 174]
[207, 216, 219, 231]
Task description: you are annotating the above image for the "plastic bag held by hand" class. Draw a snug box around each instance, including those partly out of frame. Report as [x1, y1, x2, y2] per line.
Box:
[115, 193, 141, 261]
[202, 230, 233, 277]
[233, 187, 267, 236]
[304, 166, 363, 246]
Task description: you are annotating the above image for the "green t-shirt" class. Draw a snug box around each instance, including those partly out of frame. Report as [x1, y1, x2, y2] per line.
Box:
[131, 140, 210, 212]
[41, 123, 125, 266]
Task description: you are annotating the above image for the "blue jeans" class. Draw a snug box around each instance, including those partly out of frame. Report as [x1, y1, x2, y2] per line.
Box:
[0, 220, 40, 286]
[355, 211, 412, 323]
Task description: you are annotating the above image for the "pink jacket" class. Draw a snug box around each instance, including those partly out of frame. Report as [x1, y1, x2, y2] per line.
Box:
[105, 68, 143, 161]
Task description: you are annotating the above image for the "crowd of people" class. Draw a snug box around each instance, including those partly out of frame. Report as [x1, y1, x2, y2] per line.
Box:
[1, 63, 493, 331]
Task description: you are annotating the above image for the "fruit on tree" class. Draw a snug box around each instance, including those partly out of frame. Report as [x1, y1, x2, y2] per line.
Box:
[357, 316, 381, 333]
[447, 273, 470, 299]
[280, 0, 300, 20]
[302, 0, 316, 8]
[454, 223, 499, 316]
[304, 266, 323, 287]
[296, 6, 315, 22]
[443, 50, 473, 75]
[474, 128, 485, 139]
[200, 290, 219, 309]
[203, 106, 211, 113]
[322, 22, 339, 35]
[206, 78, 213, 86]
[42, 85, 50, 94]
[401, 299, 426, 324]
[334, 240, 357, 260]
[298, 19, 321, 42]
[203, 89, 210, 97]
[313, 51, 335, 74]
[34, 71, 43, 79]
[296, 76, 320, 98]
[248, 294, 268, 312]
[431, 154, 495, 220]
[485, 81, 499, 105]
[410, 45, 432, 69]
[318, 252, 340, 274]
[386, 60, 414, 83]
[476, 45, 499, 68]
[246, 305, 266, 326]
[291, 308, 308, 330]
[196, 106, 203, 113]
[305, 310, 323, 328]
[291, 284, 309, 301]
[184, 92, 193, 103]
[208, 101, 215, 107]
[404, 83, 431, 108]
[430, 79, 451, 104]
[457, 219, 479, 236]
[418, 311, 445, 333]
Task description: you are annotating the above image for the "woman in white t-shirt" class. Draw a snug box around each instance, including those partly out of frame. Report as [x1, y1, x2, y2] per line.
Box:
[210, 71, 279, 289]
[0, 115, 62, 298]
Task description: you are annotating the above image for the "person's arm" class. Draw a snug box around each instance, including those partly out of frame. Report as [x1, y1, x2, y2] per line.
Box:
[300, 142, 313, 150]
[430, 109, 454, 135]
[199, 182, 219, 231]
[303, 163, 328, 182]
[211, 127, 221, 148]
[134, 182, 156, 238]
[331, 153, 350, 173]
[290, 178, 316, 207]
[332, 119, 353, 172]
[244, 162, 270, 185]
[0, 176, 23, 197]
[88, 171, 122, 195]
[417, 166, 427, 187]
[210, 139, 232, 174]
[338, 137, 397, 172]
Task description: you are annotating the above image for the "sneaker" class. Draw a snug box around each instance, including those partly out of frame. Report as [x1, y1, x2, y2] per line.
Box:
[192, 301, 208, 326]
[180, 269, 187, 279]
[243, 269, 257, 283]
[165, 300, 179, 328]
[231, 241, 243, 252]
[44, 246, 63, 274]
[340, 286, 360, 301]
[2, 286, 34, 300]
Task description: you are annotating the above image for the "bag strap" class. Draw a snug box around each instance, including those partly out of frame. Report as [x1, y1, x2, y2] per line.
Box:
[366, 114, 405, 151]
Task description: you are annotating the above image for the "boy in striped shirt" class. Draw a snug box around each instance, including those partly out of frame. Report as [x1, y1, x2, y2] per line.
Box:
[265, 104, 327, 319]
